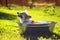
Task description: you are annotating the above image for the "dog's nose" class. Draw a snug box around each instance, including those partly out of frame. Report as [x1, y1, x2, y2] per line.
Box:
[17, 12, 21, 14]
[17, 12, 19, 14]
[17, 13, 19, 14]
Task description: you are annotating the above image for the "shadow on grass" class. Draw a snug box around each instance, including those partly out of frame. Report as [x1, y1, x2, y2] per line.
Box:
[0, 12, 17, 20]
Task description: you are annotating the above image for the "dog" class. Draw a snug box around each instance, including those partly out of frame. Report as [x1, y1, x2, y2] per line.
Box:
[17, 10, 33, 24]
[17, 10, 53, 24]
[17, 10, 40, 24]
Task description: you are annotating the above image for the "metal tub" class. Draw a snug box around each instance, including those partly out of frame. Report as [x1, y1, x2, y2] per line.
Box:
[18, 21, 56, 36]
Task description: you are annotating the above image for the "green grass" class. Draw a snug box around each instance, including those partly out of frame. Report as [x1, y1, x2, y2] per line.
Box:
[0, 6, 60, 40]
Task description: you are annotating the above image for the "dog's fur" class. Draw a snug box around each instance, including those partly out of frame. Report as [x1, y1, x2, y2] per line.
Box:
[17, 11, 40, 24]
[17, 11, 32, 24]
[17, 11, 52, 24]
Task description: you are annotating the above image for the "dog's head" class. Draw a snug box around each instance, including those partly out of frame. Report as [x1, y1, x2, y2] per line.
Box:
[17, 11, 31, 20]
[17, 12, 23, 18]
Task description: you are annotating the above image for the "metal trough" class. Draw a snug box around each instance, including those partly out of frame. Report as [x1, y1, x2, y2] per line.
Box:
[18, 21, 56, 32]
[18, 21, 57, 40]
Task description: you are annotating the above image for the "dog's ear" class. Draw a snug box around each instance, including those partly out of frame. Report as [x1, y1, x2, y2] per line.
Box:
[28, 16, 31, 18]
[25, 15, 31, 19]
[23, 10, 28, 14]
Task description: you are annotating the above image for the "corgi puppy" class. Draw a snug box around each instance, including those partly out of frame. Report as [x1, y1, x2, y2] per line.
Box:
[17, 11, 32, 24]
[17, 10, 40, 24]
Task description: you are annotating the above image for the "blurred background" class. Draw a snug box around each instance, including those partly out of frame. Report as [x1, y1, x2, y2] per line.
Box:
[0, 0, 60, 8]
[0, 0, 60, 40]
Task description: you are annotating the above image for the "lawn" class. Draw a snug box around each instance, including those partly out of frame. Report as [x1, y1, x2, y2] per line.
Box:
[0, 6, 60, 40]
